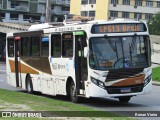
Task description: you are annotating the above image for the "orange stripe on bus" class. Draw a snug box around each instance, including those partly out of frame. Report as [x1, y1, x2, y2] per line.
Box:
[9, 60, 39, 74]
[111, 74, 145, 87]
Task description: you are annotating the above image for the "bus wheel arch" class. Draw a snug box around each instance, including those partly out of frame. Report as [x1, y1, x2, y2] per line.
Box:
[66, 77, 74, 97]
[66, 77, 80, 103]
[25, 74, 33, 94]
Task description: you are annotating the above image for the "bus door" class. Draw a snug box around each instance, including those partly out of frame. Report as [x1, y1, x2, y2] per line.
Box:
[75, 31, 88, 95]
[14, 37, 22, 87]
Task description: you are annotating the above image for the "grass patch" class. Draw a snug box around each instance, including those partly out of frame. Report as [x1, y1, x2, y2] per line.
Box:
[0, 89, 135, 119]
[0, 89, 92, 111]
[152, 67, 160, 82]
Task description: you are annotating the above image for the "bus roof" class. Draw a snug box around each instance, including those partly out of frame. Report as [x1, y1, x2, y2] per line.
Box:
[7, 20, 147, 36]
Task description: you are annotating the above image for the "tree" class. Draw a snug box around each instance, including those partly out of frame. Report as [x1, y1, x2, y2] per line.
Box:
[148, 12, 160, 35]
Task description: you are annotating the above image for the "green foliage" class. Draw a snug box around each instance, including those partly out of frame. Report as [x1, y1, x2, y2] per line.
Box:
[148, 12, 160, 35]
[152, 67, 160, 81]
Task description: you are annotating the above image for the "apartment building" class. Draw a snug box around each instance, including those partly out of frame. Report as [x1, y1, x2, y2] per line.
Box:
[70, 0, 160, 21]
[0, 0, 70, 23]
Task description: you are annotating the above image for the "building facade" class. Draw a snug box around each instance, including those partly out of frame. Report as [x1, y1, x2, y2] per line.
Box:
[0, 0, 70, 23]
[70, 0, 160, 21]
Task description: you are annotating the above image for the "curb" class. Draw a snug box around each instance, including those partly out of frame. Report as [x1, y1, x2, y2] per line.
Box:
[152, 81, 160, 86]
[0, 62, 6, 64]
[0, 69, 6, 74]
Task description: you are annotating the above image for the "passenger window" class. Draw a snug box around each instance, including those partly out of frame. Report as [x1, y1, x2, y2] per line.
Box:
[62, 33, 73, 57]
[21, 37, 30, 56]
[51, 34, 61, 57]
[31, 36, 40, 56]
[8, 38, 14, 57]
[41, 37, 49, 56]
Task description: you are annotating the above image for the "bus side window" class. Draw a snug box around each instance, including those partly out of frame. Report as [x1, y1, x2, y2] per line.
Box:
[41, 37, 49, 56]
[31, 36, 40, 56]
[62, 33, 73, 57]
[7, 38, 14, 57]
[51, 34, 61, 57]
[21, 37, 30, 56]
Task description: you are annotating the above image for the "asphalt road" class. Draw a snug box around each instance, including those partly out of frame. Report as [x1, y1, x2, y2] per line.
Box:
[0, 63, 23, 91]
[0, 63, 160, 120]
[80, 85, 160, 120]
[0, 73, 23, 91]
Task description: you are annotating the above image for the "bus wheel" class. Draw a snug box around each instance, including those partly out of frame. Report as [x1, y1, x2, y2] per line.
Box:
[26, 75, 33, 94]
[70, 82, 79, 103]
[118, 96, 131, 103]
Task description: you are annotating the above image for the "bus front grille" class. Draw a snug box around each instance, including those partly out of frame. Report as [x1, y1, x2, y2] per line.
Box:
[105, 84, 144, 94]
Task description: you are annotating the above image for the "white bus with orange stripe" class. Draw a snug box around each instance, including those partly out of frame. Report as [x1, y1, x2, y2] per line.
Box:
[6, 20, 152, 103]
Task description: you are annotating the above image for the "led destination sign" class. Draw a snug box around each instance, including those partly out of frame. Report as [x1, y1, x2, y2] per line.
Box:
[91, 23, 147, 34]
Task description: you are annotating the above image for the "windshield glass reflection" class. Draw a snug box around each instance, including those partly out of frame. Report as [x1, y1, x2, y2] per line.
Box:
[89, 36, 151, 70]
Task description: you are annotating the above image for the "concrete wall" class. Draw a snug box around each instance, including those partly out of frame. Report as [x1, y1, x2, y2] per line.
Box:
[152, 43, 160, 64]
[0, 22, 30, 33]
[150, 35, 160, 64]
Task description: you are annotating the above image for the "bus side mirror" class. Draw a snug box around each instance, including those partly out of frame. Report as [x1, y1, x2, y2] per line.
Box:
[84, 47, 89, 58]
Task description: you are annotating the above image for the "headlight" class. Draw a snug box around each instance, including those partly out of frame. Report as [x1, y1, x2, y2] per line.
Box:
[91, 77, 105, 89]
[144, 74, 152, 86]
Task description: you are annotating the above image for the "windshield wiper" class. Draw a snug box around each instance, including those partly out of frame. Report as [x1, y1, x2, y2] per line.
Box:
[129, 33, 137, 61]
[104, 35, 118, 60]
[130, 33, 137, 53]
[104, 35, 116, 51]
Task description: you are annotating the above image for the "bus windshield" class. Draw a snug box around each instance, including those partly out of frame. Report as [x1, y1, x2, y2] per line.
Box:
[89, 36, 151, 70]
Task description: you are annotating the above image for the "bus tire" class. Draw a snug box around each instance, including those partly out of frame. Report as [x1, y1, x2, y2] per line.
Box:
[26, 75, 33, 94]
[118, 96, 131, 103]
[70, 82, 79, 103]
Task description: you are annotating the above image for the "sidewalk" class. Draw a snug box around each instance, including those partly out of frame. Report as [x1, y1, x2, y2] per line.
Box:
[152, 81, 160, 86]
[0, 62, 6, 64]
[0, 62, 6, 74]
[0, 62, 6, 70]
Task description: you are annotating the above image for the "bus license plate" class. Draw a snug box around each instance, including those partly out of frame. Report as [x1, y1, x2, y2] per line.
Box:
[121, 88, 131, 93]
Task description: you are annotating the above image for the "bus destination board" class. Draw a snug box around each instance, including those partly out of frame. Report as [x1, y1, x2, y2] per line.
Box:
[91, 23, 147, 34]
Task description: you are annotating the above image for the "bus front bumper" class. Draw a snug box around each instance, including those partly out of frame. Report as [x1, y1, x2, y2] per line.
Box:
[86, 80, 152, 98]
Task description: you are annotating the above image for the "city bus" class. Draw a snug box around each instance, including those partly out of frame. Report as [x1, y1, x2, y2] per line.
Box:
[6, 19, 152, 103]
